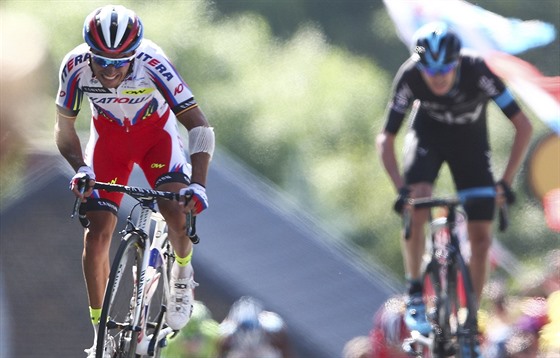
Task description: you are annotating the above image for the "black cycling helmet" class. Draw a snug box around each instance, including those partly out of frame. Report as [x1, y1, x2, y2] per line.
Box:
[83, 5, 143, 54]
[411, 22, 461, 70]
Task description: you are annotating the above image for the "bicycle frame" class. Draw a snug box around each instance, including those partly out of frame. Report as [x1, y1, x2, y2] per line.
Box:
[402, 197, 488, 358]
[103, 197, 175, 356]
[132, 207, 176, 355]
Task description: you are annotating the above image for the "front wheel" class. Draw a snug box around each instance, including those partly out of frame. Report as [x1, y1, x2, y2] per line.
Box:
[422, 259, 442, 358]
[450, 256, 480, 358]
[96, 233, 144, 358]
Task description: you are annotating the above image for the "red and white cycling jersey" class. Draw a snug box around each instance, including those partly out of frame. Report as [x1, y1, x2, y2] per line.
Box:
[56, 39, 196, 126]
[56, 40, 197, 207]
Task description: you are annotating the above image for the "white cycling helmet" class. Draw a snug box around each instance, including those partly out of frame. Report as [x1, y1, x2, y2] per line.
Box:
[83, 5, 143, 54]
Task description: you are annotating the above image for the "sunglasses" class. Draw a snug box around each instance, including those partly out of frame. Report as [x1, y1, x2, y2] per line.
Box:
[418, 61, 458, 76]
[91, 53, 136, 68]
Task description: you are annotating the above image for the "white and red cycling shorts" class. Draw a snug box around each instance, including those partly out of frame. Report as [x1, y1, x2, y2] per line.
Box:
[84, 108, 191, 213]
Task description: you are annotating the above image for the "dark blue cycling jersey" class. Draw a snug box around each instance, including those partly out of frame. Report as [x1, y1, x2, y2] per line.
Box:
[382, 51, 522, 220]
[383, 50, 520, 136]
[385, 52, 520, 137]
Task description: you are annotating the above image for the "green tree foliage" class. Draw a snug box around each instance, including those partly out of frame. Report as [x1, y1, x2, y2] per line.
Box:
[3, 0, 557, 279]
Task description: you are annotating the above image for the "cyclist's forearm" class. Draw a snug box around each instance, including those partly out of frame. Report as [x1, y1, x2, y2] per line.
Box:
[55, 115, 86, 171]
[376, 132, 404, 191]
[501, 111, 533, 184]
[189, 152, 210, 187]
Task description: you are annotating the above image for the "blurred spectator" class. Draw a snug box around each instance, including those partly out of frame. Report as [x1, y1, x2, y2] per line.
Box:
[480, 280, 513, 358]
[505, 296, 548, 357]
[481, 249, 560, 358]
[163, 300, 220, 358]
[0, 10, 47, 193]
[514, 250, 560, 356]
[342, 336, 372, 358]
[539, 290, 560, 356]
[218, 296, 294, 358]
[369, 295, 409, 358]
[504, 328, 539, 358]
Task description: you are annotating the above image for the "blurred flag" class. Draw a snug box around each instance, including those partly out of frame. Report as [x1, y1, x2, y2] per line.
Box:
[383, 0, 556, 54]
[383, 0, 560, 133]
[485, 52, 560, 134]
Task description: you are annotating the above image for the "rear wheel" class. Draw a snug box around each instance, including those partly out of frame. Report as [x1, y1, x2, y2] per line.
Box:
[96, 232, 144, 358]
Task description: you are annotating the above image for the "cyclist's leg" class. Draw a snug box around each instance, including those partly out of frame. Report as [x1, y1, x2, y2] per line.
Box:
[406, 183, 432, 280]
[141, 112, 197, 330]
[402, 131, 442, 335]
[155, 180, 198, 331]
[140, 110, 193, 267]
[156, 180, 193, 262]
[447, 146, 495, 357]
[84, 122, 132, 351]
[82, 203, 120, 353]
[402, 183, 433, 336]
[447, 145, 495, 307]
[402, 130, 442, 286]
[466, 220, 492, 306]
[83, 210, 118, 309]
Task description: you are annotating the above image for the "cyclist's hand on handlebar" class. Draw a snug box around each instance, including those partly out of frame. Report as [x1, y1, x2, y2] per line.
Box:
[180, 183, 208, 215]
[393, 187, 411, 215]
[70, 165, 96, 201]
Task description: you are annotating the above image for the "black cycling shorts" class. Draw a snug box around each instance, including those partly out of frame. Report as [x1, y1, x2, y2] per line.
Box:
[403, 130, 495, 221]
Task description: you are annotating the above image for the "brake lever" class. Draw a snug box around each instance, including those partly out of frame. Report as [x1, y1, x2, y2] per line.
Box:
[498, 203, 509, 232]
[186, 213, 199, 244]
[71, 178, 91, 228]
[182, 191, 200, 244]
[71, 178, 87, 218]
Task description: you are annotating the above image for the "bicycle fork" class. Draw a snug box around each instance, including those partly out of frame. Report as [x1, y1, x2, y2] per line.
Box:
[135, 211, 175, 356]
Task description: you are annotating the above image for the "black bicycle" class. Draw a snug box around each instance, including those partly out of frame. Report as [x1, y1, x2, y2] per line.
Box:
[401, 194, 508, 358]
[72, 181, 199, 358]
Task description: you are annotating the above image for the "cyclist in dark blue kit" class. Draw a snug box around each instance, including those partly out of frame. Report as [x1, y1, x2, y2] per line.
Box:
[376, 22, 532, 347]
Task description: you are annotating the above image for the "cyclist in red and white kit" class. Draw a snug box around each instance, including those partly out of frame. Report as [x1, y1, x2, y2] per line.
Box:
[376, 21, 532, 348]
[54, 5, 215, 357]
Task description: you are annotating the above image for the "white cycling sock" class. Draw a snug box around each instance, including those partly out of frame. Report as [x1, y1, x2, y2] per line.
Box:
[172, 261, 193, 279]
[91, 322, 99, 347]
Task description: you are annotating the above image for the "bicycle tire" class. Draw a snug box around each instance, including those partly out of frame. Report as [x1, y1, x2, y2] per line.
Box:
[96, 232, 144, 358]
[449, 254, 480, 358]
[423, 258, 444, 358]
